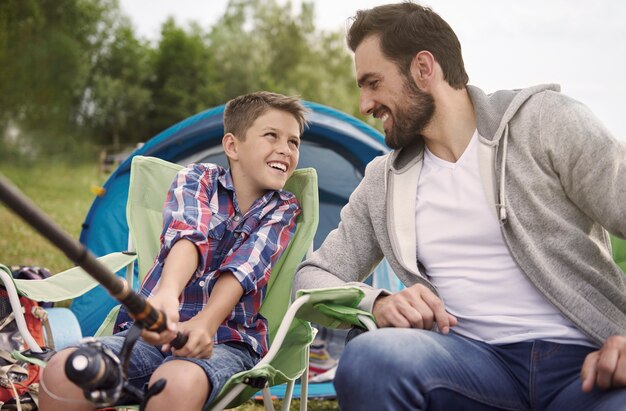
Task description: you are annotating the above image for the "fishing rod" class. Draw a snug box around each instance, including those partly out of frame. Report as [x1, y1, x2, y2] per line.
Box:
[0, 173, 187, 407]
[0, 173, 186, 345]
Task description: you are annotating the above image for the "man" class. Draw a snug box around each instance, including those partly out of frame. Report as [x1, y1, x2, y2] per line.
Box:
[293, 2, 626, 410]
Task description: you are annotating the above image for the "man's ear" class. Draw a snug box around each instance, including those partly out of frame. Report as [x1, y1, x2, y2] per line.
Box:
[222, 133, 239, 161]
[410, 50, 435, 90]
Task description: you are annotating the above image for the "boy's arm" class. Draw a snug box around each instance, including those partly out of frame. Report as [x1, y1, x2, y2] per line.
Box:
[167, 272, 243, 357]
[158, 164, 219, 281]
[169, 196, 300, 358]
[141, 239, 199, 345]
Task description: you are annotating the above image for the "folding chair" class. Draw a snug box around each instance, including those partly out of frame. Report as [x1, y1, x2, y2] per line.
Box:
[95, 156, 320, 410]
[1, 155, 319, 410]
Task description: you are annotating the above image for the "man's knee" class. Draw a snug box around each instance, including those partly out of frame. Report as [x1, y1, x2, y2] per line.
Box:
[335, 329, 452, 390]
[335, 330, 402, 390]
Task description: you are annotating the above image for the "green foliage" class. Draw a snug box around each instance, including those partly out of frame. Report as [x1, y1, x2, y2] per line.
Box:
[84, 18, 153, 146]
[0, 0, 374, 161]
[147, 18, 223, 137]
[0, 0, 118, 150]
[208, 0, 361, 117]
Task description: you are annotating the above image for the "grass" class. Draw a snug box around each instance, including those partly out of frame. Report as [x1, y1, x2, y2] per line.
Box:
[233, 398, 339, 410]
[0, 162, 104, 272]
[0, 160, 339, 411]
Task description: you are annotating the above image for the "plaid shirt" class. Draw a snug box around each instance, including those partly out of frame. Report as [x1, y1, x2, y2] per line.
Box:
[118, 163, 300, 356]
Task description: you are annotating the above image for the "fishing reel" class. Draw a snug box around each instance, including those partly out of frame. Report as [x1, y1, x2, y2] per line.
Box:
[64, 324, 165, 410]
[65, 338, 125, 406]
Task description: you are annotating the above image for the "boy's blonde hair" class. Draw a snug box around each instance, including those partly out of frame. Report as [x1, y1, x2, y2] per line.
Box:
[224, 91, 309, 139]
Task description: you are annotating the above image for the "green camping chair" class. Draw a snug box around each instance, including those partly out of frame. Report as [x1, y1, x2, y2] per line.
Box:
[1, 155, 320, 410]
[94, 156, 320, 410]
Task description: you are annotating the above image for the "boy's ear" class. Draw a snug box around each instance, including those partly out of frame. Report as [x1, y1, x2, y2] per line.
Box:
[222, 133, 239, 161]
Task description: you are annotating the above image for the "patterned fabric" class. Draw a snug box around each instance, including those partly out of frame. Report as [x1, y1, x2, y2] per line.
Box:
[118, 163, 300, 356]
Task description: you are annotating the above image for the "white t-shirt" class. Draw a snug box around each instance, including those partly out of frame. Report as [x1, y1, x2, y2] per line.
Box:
[415, 131, 594, 346]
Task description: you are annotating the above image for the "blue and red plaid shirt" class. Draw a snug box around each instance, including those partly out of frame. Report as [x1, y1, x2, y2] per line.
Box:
[118, 163, 300, 356]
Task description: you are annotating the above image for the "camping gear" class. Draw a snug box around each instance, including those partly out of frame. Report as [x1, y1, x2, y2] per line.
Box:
[0, 269, 45, 410]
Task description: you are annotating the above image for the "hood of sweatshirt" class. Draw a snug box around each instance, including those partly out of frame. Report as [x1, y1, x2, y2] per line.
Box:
[387, 83, 561, 173]
[386, 83, 561, 221]
[468, 84, 561, 222]
[468, 83, 561, 144]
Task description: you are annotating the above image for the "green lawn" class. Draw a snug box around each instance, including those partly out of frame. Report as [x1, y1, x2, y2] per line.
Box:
[0, 162, 104, 272]
[0, 161, 339, 411]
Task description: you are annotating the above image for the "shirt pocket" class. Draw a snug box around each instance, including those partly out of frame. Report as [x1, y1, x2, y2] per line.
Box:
[207, 215, 227, 240]
[232, 216, 261, 247]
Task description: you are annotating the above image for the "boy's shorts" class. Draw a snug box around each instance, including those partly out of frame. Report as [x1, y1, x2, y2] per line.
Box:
[93, 331, 260, 405]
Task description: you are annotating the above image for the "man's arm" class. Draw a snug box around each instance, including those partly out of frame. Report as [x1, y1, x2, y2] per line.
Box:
[293, 157, 388, 306]
[540, 92, 626, 236]
[293, 156, 456, 332]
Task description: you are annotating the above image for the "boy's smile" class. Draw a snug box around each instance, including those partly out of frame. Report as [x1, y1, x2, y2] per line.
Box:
[225, 108, 301, 209]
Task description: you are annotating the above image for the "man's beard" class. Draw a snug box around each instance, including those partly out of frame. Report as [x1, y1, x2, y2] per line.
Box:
[384, 76, 435, 150]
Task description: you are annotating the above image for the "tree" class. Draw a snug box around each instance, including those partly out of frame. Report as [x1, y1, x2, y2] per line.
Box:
[82, 19, 152, 147]
[147, 18, 222, 137]
[207, 0, 362, 118]
[0, 0, 377, 160]
[0, 0, 125, 157]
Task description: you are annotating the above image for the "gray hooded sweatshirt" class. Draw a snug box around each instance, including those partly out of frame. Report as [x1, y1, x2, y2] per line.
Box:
[293, 84, 626, 345]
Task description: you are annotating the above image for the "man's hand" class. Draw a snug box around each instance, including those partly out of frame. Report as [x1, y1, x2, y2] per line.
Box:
[372, 284, 457, 333]
[581, 335, 626, 392]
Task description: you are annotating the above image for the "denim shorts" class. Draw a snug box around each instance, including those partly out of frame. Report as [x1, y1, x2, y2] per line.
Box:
[95, 331, 260, 405]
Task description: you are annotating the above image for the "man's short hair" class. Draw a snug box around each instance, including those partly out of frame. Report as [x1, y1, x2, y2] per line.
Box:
[224, 91, 309, 139]
[346, 2, 469, 89]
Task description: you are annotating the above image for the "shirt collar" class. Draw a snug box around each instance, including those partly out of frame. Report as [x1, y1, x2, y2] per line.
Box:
[219, 167, 292, 207]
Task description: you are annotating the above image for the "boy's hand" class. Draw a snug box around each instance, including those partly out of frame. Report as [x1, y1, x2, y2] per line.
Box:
[164, 315, 214, 359]
[141, 294, 180, 346]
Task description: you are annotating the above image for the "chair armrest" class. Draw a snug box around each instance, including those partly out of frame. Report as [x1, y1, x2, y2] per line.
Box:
[5, 252, 137, 303]
[295, 286, 377, 329]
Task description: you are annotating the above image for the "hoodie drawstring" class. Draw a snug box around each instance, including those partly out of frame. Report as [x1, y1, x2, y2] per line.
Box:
[497, 124, 509, 222]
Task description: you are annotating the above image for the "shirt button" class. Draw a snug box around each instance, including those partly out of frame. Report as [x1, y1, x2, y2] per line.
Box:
[198, 280, 206, 287]
[233, 214, 241, 222]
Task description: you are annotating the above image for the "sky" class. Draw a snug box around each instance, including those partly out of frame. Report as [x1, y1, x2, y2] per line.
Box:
[119, 0, 626, 140]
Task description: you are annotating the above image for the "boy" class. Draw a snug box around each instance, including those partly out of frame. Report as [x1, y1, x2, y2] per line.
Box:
[40, 91, 309, 411]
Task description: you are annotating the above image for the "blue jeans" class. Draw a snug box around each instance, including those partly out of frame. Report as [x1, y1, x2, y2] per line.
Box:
[98, 332, 259, 405]
[334, 329, 626, 410]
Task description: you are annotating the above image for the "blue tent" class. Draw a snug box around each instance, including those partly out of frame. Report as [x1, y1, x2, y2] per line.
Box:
[74, 101, 389, 336]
